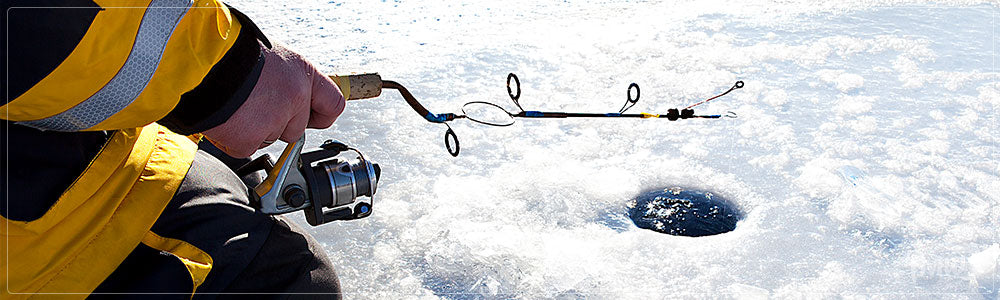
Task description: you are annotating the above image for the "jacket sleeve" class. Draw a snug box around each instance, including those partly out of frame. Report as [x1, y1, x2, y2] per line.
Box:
[1, 0, 271, 135]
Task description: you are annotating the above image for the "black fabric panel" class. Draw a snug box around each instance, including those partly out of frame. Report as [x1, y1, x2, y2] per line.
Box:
[90, 149, 341, 297]
[2, 0, 101, 103]
[221, 217, 342, 299]
[227, 5, 272, 49]
[0, 122, 110, 221]
[159, 5, 270, 135]
[197, 139, 264, 188]
[89, 243, 194, 298]
[150, 150, 273, 295]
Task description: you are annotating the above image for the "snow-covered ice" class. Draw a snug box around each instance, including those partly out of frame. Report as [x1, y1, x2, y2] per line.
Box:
[231, 0, 999, 298]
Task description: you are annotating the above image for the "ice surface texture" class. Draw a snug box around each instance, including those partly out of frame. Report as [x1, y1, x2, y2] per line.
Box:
[231, 0, 999, 298]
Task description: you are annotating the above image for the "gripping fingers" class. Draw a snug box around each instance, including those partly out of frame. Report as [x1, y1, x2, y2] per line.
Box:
[306, 67, 345, 129]
[279, 109, 310, 143]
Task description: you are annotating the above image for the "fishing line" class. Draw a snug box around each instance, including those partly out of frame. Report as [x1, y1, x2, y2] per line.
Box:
[684, 80, 745, 110]
[369, 73, 743, 157]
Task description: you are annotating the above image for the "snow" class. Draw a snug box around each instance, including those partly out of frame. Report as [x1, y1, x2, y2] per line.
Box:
[230, 0, 999, 298]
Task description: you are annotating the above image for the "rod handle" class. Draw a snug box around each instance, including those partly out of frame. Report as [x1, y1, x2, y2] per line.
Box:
[329, 73, 383, 100]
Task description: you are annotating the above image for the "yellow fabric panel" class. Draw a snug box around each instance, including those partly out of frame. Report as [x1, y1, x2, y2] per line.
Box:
[0, 1, 150, 121]
[92, 1, 242, 130]
[1, 0, 243, 132]
[141, 231, 214, 294]
[1, 124, 198, 297]
[1, 127, 151, 297]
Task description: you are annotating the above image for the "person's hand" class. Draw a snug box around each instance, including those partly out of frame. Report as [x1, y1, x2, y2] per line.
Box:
[203, 43, 345, 158]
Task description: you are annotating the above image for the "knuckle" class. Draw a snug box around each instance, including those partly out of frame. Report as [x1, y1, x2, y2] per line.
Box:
[314, 118, 334, 129]
[280, 132, 302, 143]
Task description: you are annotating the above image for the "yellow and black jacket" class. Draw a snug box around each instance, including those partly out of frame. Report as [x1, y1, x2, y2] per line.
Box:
[1, 0, 270, 297]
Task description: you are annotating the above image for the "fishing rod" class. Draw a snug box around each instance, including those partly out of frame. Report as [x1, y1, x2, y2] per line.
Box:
[245, 73, 743, 226]
[464, 74, 742, 124]
[329, 73, 744, 157]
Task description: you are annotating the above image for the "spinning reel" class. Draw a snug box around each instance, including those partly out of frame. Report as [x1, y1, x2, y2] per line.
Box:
[239, 135, 380, 226]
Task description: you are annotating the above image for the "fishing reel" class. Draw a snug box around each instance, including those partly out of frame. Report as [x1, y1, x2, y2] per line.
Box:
[238, 135, 380, 226]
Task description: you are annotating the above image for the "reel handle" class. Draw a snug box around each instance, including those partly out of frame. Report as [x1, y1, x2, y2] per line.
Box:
[252, 136, 310, 214]
[329, 73, 383, 100]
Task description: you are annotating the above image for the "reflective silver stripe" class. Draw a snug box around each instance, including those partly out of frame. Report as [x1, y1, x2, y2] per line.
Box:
[18, 0, 193, 131]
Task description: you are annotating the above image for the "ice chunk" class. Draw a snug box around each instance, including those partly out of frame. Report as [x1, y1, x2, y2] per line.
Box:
[969, 244, 1000, 298]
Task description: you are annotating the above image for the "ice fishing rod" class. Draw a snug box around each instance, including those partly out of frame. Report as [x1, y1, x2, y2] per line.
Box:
[464, 74, 742, 124]
[242, 73, 740, 226]
[329, 73, 743, 157]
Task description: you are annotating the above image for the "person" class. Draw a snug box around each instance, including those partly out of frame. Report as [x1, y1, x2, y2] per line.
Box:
[2, 0, 348, 298]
